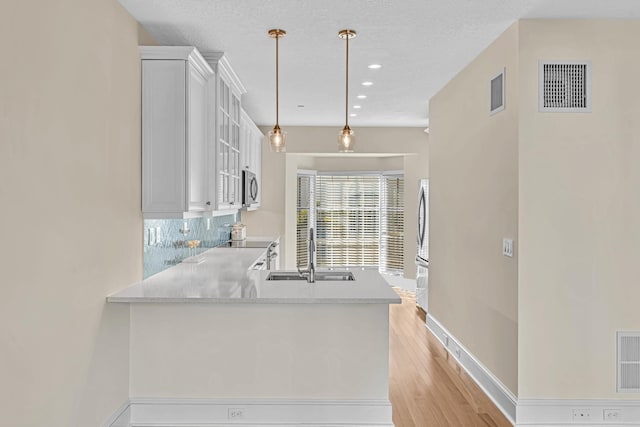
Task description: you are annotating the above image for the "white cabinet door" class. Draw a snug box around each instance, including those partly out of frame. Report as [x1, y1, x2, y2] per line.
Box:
[141, 59, 187, 215]
[214, 71, 242, 210]
[231, 92, 242, 207]
[141, 47, 215, 218]
[216, 76, 231, 210]
[240, 113, 251, 172]
[240, 109, 257, 172]
[187, 63, 209, 212]
[250, 118, 263, 207]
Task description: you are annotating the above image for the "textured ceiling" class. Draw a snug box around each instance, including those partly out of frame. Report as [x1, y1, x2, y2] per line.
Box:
[119, 0, 640, 127]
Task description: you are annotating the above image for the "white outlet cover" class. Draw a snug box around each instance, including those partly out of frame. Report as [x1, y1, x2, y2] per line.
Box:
[502, 238, 514, 257]
[156, 227, 162, 243]
[228, 408, 245, 419]
[572, 408, 591, 421]
[604, 409, 621, 420]
[148, 228, 156, 245]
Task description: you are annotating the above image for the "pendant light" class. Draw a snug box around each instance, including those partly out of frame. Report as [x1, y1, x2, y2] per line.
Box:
[338, 29, 356, 152]
[268, 29, 286, 152]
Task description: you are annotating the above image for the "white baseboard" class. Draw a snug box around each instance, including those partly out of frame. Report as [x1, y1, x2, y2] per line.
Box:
[517, 399, 640, 426]
[426, 313, 518, 425]
[106, 398, 393, 426]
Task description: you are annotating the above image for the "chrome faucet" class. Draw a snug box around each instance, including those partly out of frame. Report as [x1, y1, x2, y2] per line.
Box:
[296, 228, 316, 283]
[307, 227, 316, 283]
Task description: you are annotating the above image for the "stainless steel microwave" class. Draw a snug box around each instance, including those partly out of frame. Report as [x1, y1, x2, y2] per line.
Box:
[242, 170, 259, 207]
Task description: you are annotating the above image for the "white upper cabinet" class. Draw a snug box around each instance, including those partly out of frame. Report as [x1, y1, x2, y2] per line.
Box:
[240, 109, 264, 208]
[141, 47, 258, 217]
[202, 52, 247, 211]
[141, 46, 215, 218]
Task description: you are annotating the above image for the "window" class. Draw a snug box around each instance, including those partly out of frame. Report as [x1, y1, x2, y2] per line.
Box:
[296, 171, 404, 273]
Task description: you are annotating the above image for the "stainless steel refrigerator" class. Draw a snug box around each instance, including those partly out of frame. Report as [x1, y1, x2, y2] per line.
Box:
[415, 179, 429, 310]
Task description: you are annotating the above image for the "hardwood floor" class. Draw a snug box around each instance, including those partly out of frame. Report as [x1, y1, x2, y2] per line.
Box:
[389, 289, 512, 427]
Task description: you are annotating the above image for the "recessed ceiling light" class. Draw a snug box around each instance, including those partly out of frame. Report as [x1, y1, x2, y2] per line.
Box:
[350, 113, 357, 117]
[368, 64, 382, 69]
[362, 81, 373, 86]
[353, 105, 361, 109]
[357, 95, 367, 99]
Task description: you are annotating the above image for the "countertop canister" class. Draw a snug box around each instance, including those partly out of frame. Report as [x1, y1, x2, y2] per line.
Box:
[231, 223, 246, 241]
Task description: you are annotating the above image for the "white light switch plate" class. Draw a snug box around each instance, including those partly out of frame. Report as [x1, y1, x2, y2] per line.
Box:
[503, 238, 514, 257]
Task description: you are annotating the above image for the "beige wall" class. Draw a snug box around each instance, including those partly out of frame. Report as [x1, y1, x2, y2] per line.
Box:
[242, 127, 428, 277]
[429, 23, 519, 394]
[429, 18, 640, 401]
[0, 0, 145, 425]
[518, 20, 640, 399]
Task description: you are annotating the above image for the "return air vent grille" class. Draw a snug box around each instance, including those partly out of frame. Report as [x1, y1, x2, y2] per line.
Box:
[490, 68, 505, 115]
[618, 332, 640, 392]
[539, 61, 591, 112]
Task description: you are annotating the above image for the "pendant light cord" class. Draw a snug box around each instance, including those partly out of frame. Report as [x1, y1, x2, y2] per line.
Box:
[345, 33, 349, 128]
[275, 33, 280, 128]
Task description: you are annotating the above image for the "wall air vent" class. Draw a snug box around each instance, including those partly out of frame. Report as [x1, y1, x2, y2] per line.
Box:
[618, 332, 640, 392]
[490, 68, 505, 115]
[539, 61, 592, 112]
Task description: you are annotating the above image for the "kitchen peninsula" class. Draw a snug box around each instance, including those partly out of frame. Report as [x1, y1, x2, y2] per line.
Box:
[108, 242, 400, 426]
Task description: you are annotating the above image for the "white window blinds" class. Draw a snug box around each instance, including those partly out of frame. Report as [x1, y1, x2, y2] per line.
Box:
[380, 174, 404, 274]
[296, 172, 404, 272]
[296, 172, 315, 267]
[316, 175, 381, 268]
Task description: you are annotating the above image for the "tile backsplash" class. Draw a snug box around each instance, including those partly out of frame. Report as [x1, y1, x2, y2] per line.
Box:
[144, 213, 239, 278]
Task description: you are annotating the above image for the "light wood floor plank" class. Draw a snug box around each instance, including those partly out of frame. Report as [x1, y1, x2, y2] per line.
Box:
[389, 290, 512, 427]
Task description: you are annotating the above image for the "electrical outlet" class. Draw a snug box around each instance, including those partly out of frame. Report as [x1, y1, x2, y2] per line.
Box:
[148, 228, 156, 245]
[604, 409, 621, 421]
[572, 408, 591, 421]
[455, 347, 461, 358]
[502, 238, 514, 257]
[228, 408, 245, 419]
[442, 334, 449, 346]
[155, 227, 162, 244]
[207, 218, 211, 230]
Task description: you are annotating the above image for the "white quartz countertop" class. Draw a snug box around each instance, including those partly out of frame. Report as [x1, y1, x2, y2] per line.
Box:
[108, 243, 400, 304]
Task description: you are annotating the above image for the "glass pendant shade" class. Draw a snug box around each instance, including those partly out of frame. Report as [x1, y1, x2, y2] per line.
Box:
[269, 125, 287, 153]
[338, 126, 355, 152]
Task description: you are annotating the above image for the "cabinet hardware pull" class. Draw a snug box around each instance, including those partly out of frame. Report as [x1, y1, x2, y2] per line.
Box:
[206, 201, 211, 206]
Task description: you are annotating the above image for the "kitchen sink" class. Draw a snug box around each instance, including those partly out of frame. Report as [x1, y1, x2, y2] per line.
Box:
[266, 271, 355, 281]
